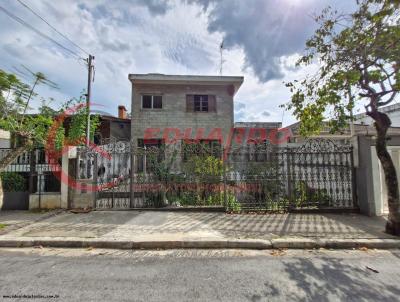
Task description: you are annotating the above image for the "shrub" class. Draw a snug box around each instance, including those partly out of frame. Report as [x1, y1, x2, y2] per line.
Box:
[225, 192, 241, 212]
[293, 181, 331, 208]
[0, 172, 26, 192]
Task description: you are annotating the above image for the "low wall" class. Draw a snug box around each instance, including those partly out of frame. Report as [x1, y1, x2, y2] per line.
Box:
[29, 193, 61, 210]
[356, 135, 400, 216]
[70, 192, 95, 209]
[2, 192, 29, 210]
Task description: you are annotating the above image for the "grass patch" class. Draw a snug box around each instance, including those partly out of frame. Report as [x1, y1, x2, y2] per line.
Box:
[0, 224, 6, 229]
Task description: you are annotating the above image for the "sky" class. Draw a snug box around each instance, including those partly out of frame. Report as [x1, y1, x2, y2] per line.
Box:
[0, 0, 356, 126]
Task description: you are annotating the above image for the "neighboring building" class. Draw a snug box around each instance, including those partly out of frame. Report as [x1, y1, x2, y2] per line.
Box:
[354, 103, 400, 127]
[93, 106, 131, 144]
[0, 129, 10, 148]
[286, 121, 400, 144]
[129, 73, 244, 150]
[231, 122, 282, 148]
[234, 122, 282, 129]
[62, 105, 131, 145]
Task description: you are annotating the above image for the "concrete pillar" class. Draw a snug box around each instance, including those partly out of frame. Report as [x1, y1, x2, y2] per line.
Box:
[60, 146, 77, 209]
[355, 135, 376, 216]
[60, 147, 69, 209]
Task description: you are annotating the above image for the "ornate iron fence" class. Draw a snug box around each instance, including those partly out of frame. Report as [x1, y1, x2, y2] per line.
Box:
[225, 139, 355, 211]
[0, 148, 61, 210]
[80, 138, 356, 211]
[0, 148, 61, 194]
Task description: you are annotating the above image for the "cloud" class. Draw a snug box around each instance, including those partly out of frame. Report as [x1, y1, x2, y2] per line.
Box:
[235, 102, 246, 111]
[137, 0, 171, 15]
[0, 0, 355, 127]
[163, 34, 213, 70]
[100, 40, 131, 52]
[262, 111, 271, 117]
[190, 0, 356, 82]
[0, 0, 220, 115]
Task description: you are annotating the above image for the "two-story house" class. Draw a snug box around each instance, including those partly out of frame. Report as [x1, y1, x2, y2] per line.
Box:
[129, 74, 244, 154]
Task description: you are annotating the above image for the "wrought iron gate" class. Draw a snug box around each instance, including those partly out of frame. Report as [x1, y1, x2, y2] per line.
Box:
[91, 141, 132, 209]
[84, 138, 356, 211]
[225, 139, 355, 211]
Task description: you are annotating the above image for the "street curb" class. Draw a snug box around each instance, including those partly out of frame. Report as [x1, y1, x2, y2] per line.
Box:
[0, 238, 399, 250]
[270, 238, 400, 249]
[0, 239, 272, 250]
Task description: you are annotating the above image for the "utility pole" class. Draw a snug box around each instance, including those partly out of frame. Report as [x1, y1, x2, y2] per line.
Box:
[86, 54, 94, 146]
[219, 40, 224, 76]
[85, 54, 94, 179]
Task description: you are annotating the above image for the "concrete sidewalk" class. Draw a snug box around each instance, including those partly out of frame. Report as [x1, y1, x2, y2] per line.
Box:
[0, 210, 63, 236]
[0, 211, 399, 249]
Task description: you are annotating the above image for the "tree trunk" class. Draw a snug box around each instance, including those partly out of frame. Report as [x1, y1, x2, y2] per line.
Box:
[0, 173, 3, 210]
[371, 111, 400, 235]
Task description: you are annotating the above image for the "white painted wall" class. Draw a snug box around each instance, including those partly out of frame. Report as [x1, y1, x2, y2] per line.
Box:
[0, 129, 10, 148]
[371, 146, 400, 215]
[356, 104, 400, 127]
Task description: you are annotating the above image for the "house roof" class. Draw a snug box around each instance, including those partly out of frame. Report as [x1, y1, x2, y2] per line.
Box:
[354, 103, 400, 120]
[99, 115, 130, 123]
[128, 73, 244, 94]
[285, 120, 400, 137]
[234, 122, 282, 129]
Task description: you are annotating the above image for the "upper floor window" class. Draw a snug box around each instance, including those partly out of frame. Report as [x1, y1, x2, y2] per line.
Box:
[142, 95, 162, 109]
[194, 95, 208, 112]
[186, 95, 216, 112]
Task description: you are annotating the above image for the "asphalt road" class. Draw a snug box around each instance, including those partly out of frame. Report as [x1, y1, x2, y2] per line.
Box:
[0, 248, 399, 302]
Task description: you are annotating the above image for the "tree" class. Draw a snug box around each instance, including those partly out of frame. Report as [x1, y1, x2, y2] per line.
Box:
[61, 94, 100, 146]
[0, 69, 99, 205]
[0, 69, 55, 171]
[285, 0, 400, 234]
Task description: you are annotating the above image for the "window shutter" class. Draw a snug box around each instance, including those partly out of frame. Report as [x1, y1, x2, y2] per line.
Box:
[186, 95, 194, 112]
[208, 95, 216, 112]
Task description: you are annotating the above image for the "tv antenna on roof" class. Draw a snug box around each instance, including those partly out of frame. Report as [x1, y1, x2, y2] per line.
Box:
[219, 39, 225, 76]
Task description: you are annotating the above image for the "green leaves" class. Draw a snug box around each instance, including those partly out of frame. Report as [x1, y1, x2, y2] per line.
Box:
[0, 69, 99, 150]
[286, 0, 399, 136]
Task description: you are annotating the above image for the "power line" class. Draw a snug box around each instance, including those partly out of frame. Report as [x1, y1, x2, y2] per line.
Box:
[16, 0, 90, 56]
[0, 5, 84, 59]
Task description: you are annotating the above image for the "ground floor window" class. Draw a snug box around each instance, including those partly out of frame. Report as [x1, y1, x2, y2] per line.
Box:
[181, 139, 222, 161]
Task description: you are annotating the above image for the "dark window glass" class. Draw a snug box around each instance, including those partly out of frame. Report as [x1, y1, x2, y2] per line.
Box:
[142, 95, 152, 108]
[153, 95, 162, 108]
[194, 95, 208, 112]
[194, 100, 201, 111]
[201, 102, 208, 111]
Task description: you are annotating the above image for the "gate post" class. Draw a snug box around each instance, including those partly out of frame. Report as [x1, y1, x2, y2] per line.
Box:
[223, 147, 227, 211]
[28, 150, 36, 194]
[93, 153, 98, 209]
[60, 147, 69, 209]
[130, 149, 136, 208]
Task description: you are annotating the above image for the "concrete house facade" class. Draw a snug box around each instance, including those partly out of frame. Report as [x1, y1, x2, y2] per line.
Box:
[129, 74, 244, 151]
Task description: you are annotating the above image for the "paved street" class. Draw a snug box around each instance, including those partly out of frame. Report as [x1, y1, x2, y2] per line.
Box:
[0, 248, 399, 301]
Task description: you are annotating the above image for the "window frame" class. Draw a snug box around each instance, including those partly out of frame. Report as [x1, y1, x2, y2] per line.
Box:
[194, 95, 209, 112]
[141, 94, 163, 109]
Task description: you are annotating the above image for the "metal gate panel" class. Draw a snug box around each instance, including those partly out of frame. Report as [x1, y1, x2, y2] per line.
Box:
[93, 141, 132, 209]
[86, 139, 356, 211]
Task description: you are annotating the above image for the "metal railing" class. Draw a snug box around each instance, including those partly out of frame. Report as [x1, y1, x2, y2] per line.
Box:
[77, 139, 356, 211]
[0, 148, 61, 194]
